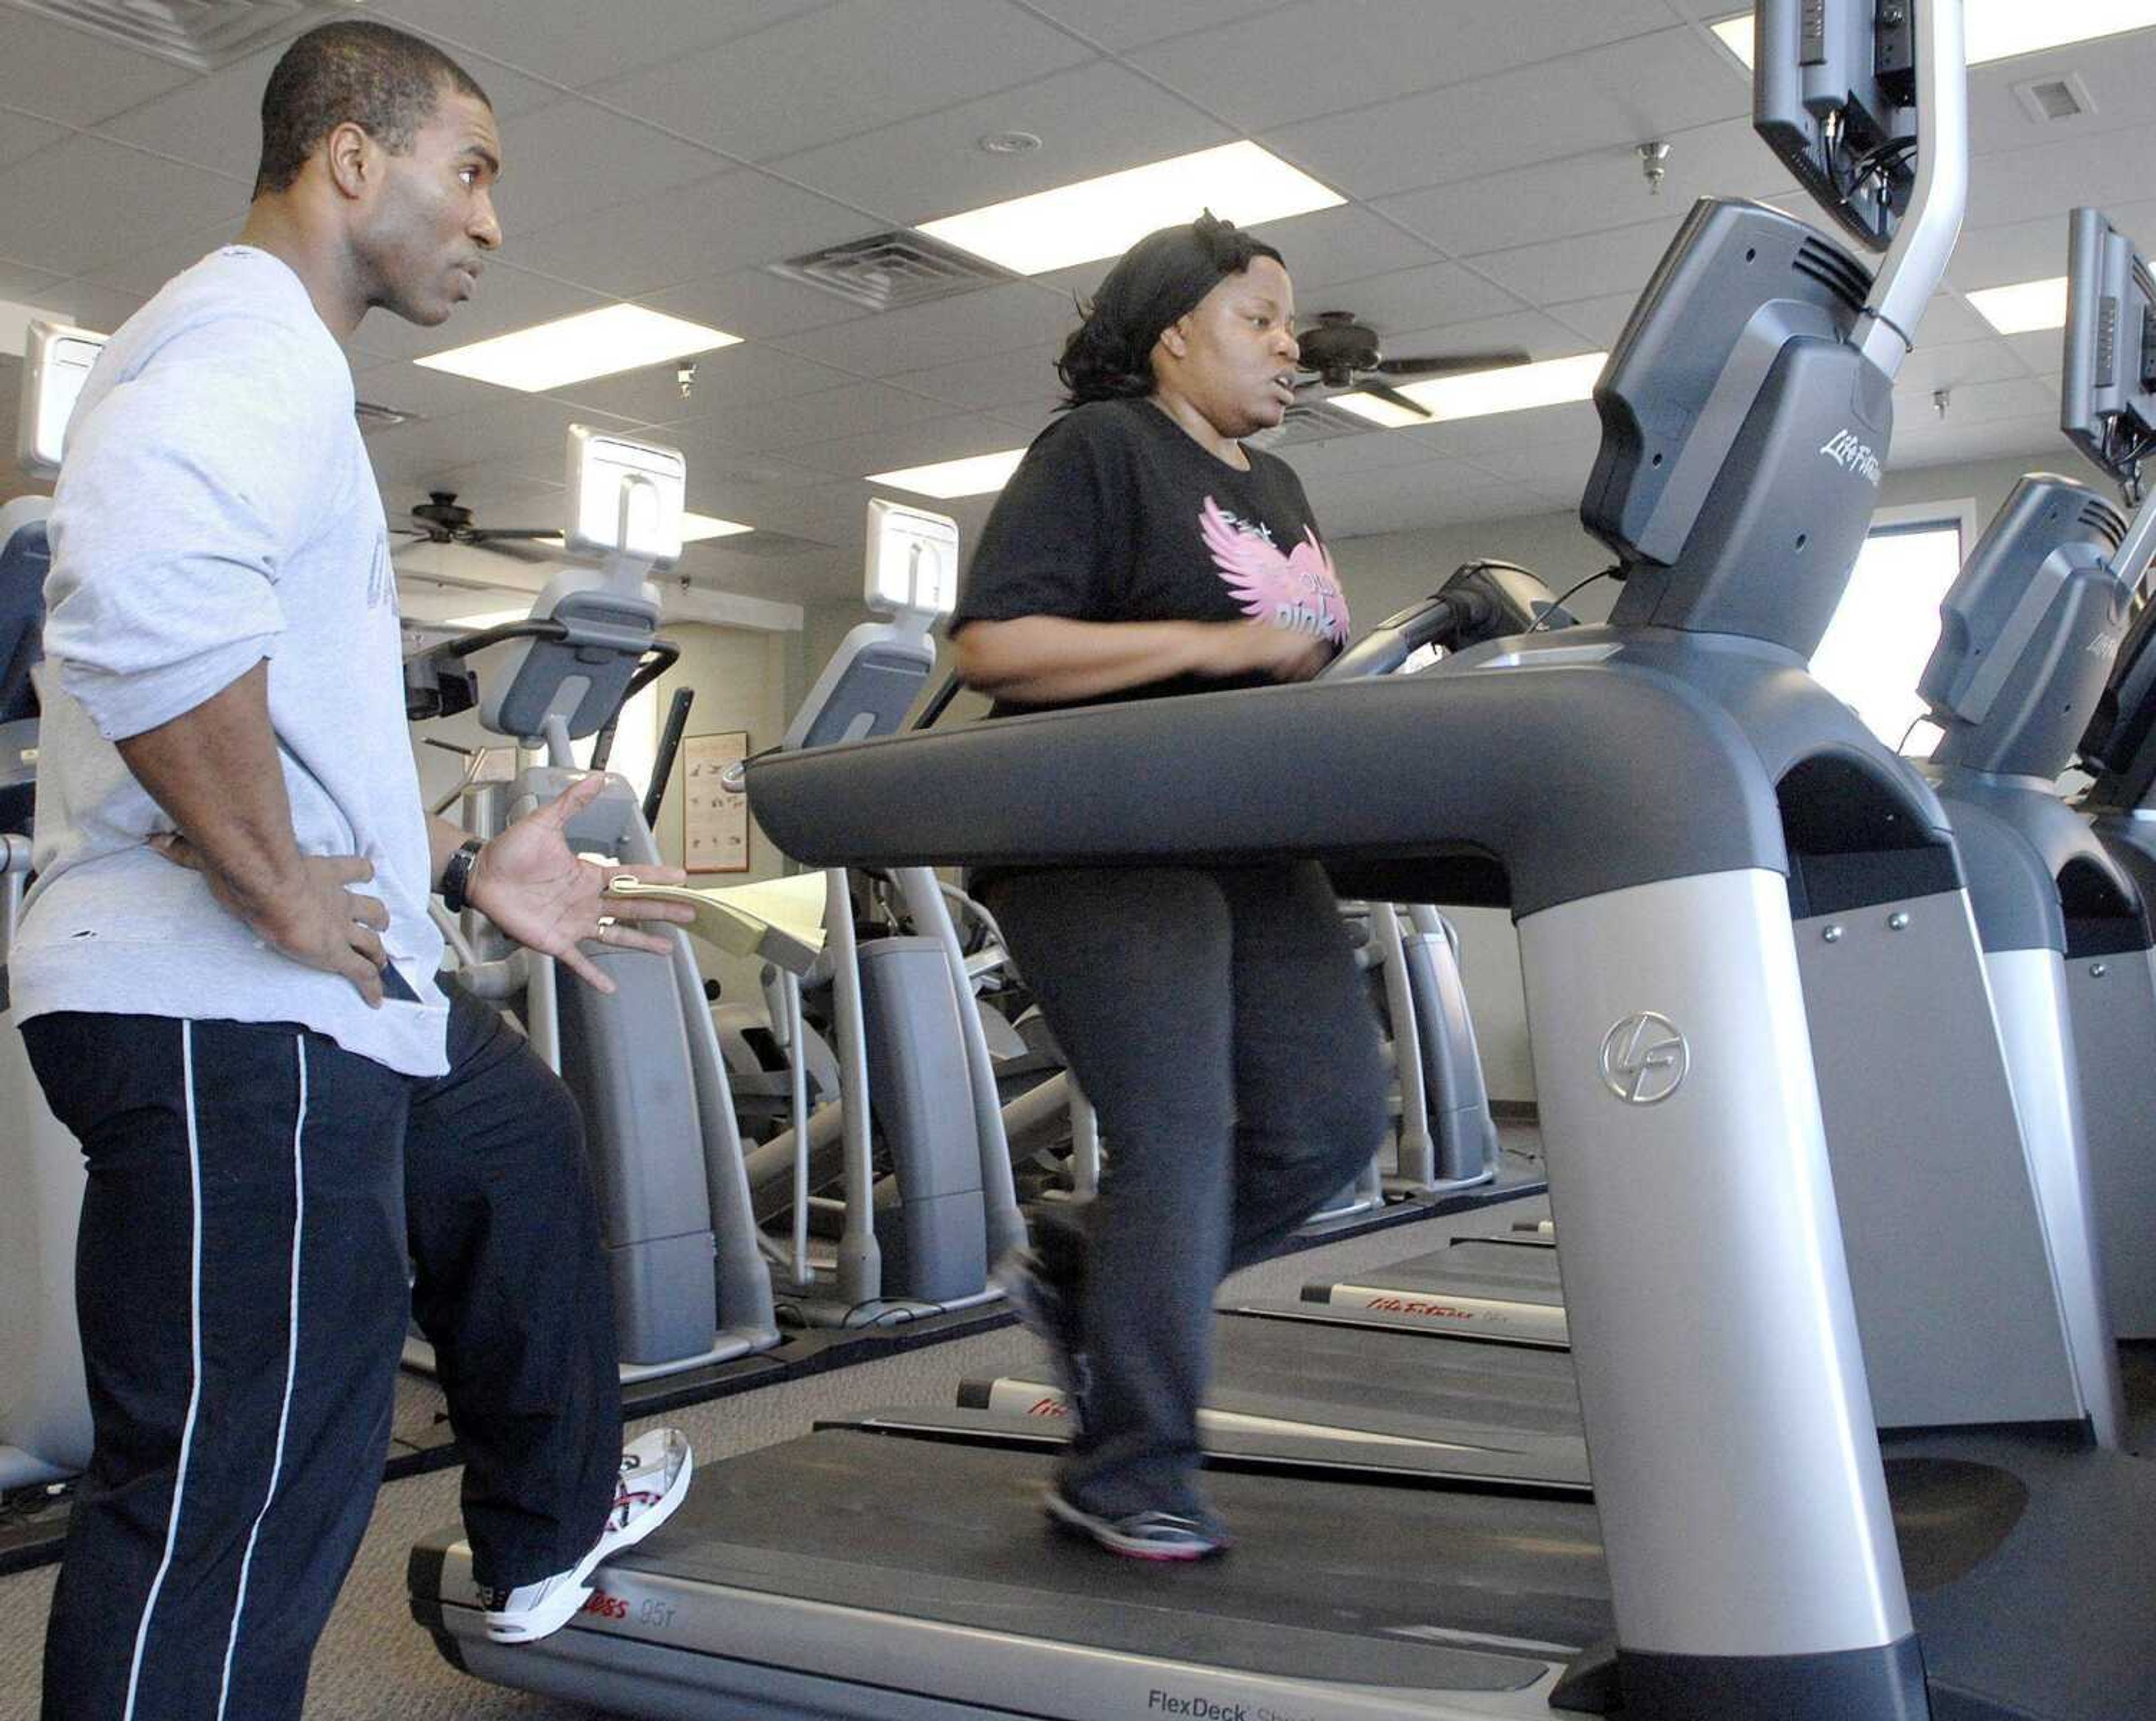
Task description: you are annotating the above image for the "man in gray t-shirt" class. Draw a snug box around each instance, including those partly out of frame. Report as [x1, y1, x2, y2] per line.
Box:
[19, 24, 695, 1718]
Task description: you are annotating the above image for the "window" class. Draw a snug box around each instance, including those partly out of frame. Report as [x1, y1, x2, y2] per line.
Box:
[1808, 503, 1974, 754]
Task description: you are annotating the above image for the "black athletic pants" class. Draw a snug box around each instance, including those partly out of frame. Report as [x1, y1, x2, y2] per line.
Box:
[23, 982, 621, 1721]
[981, 862, 1389, 1519]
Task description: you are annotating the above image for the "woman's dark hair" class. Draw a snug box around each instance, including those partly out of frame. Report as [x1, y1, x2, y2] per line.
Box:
[254, 21, 490, 199]
[1055, 212, 1285, 409]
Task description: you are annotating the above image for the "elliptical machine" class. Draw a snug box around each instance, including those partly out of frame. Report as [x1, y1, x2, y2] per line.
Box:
[406, 426, 780, 1379]
[1, 322, 108, 1494]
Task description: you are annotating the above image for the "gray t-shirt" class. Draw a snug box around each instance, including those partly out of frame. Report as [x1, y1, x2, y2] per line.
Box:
[15, 245, 449, 1077]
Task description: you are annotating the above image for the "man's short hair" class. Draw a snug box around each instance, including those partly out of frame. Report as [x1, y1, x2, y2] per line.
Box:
[254, 20, 490, 198]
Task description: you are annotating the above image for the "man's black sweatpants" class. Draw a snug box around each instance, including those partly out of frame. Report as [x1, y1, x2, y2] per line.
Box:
[24, 982, 620, 1720]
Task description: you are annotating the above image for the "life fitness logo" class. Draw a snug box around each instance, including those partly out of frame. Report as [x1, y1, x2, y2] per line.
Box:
[1819, 428, 1883, 487]
[1600, 1012, 1689, 1105]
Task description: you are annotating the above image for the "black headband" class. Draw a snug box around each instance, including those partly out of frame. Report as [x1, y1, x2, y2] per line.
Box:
[1089, 212, 1264, 368]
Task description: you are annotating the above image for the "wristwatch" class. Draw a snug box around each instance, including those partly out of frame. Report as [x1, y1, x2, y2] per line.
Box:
[441, 837, 486, 914]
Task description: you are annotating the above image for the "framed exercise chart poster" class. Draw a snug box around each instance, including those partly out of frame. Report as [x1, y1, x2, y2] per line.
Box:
[682, 730, 752, 874]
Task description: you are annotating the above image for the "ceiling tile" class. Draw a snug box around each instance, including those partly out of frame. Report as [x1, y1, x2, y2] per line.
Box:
[1462, 435, 1604, 497]
[352, 356, 518, 424]
[371, 0, 828, 92]
[80, 219, 240, 296]
[1463, 216, 1685, 309]
[1966, 31, 2156, 159]
[1894, 375, 2055, 429]
[0, 135, 246, 276]
[1246, 204, 1444, 294]
[1377, 115, 1794, 258]
[1889, 415, 2063, 472]
[788, 410, 1030, 479]
[0, 103, 64, 171]
[643, 266, 871, 343]
[1017, 0, 1285, 53]
[2005, 332, 2069, 377]
[0, 12, 195, 126]
[587, 0, 1097, 165]
[1392, 397, 1604, 461]
[92, 43, 559, 183]
[0, 254, 63, 303]
[547, 344, 861, 424]
[1890, 337, 2038, 399]
[1911, 294, 1995, 348]
[1962, 118, 2156, 234]
[888, 341, 1065, 410]
[507, 169, 873, 299]
[488, 98, 721, 239]
[1274, 428, 1447, 482]
[367, 396, 641, 496]
[349, 259, 609, 363]
[1300, 259, 1523, 336]
[770, 60, 1229, 227]
[1951, 196, 2156, 294]
[769, 280, 1072, 378]
[692, 382, 979, 457]
[35, 277, 144, 336]
[1269, 25, 1743, 202]
[1131, 0, 1678, 134]
[1544, 291, 1645, 347]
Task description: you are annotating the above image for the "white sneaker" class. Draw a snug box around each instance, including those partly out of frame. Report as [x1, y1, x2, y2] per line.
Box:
[483, 1426, 695, 1643]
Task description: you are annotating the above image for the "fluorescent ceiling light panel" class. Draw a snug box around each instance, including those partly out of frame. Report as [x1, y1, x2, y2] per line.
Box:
[682, 510, 754, 541]
[1966, 275, 2069, 333]
[1328, 391, 1433, 429]
[919, 141, 1344, 277]
[867, 448, 1027, 500]
[449, 607, 533, 630]
[416, 305, 740, 392]
[1333, 354, 1608, 427]
[1712, 2, 2156, 68]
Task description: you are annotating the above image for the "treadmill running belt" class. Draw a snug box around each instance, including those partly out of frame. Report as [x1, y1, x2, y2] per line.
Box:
[417, 1430, 1614, 1694]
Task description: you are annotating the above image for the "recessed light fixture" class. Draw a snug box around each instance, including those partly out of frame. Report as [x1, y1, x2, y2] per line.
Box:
[979, 131, 1043, 155]
[919, 141, 1344, 276]
[1966, 275, 2070, 334]
[1332, 353, 1608, 428]
[1712, 2, 2156, 68]
[682, 511, 755, 542]
[416, 305, 740, 393]
[867, 448, 1028, 499]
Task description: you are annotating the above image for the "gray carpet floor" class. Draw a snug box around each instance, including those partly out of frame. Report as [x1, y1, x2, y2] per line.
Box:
[0, 1180, 1541, 1720]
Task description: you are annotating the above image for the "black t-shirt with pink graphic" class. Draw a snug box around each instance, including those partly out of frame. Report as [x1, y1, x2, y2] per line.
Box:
[949, 397, 1350, 716]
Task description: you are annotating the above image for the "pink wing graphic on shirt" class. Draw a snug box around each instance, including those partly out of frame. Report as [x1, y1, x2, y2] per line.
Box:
[1200, 495, 1350, 642]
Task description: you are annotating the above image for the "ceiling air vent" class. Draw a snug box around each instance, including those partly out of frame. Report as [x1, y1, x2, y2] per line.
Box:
[1247, 399, 1381, 452]
[770, 231, 1013, 312]
[2012, 72, 2096, 125]
[3, 0, 341, 74]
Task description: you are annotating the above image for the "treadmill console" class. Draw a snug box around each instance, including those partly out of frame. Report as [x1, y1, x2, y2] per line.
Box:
[1919, 474, 2128, 776]
[1753, 0, 1917, 253]
[2061, 207, 2156, 492]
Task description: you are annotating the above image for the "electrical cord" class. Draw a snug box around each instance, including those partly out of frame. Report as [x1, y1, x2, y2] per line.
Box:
[1528, 566, 1620, 630]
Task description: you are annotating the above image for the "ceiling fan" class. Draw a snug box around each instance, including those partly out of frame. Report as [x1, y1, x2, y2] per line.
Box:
[1292, 311, 1531, 419]
[389, 492, 563, 565]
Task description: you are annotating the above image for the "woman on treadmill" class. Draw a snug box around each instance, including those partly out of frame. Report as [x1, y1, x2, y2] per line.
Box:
[949, 213, 1390, 1560]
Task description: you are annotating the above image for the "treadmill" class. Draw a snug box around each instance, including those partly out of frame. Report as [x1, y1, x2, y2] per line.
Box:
[1297, 223, 2156, 1429]
[411, 7, 2156, 1717]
